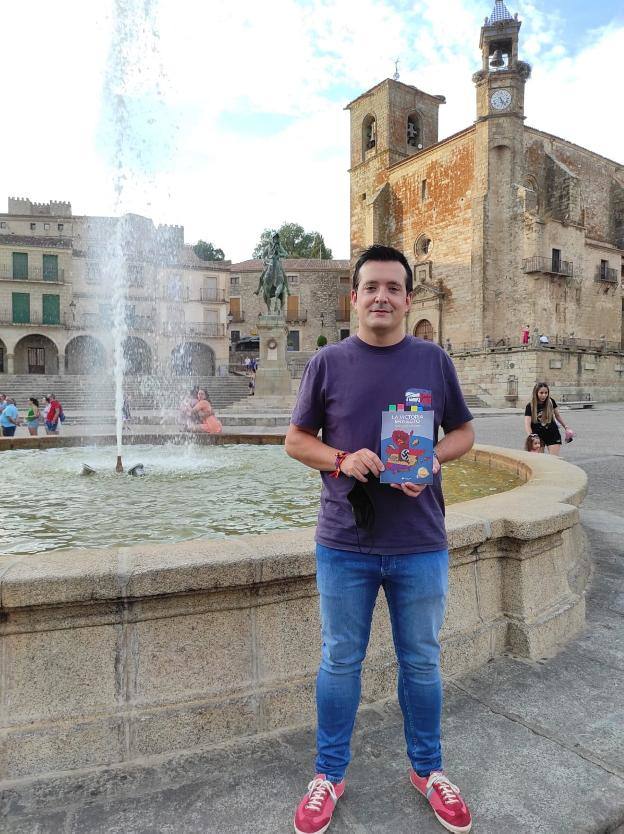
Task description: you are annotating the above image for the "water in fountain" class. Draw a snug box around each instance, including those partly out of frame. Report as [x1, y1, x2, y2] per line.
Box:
[93, 0, 178, 466]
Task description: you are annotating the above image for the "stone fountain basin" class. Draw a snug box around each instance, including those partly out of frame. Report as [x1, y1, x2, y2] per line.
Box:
[0, 444, 588, 786]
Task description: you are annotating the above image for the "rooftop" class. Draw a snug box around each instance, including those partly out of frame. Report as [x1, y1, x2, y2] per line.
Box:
[486, 0, 515, 25]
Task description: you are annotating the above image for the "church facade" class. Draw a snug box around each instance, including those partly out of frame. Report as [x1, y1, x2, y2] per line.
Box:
[347, 1, 624, 405]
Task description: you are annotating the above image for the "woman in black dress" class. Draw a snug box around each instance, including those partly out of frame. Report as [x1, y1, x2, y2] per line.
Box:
[524, 382, 572, 457]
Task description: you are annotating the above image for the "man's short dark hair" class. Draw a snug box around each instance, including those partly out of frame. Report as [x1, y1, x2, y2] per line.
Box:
[352, 244, 413, 294]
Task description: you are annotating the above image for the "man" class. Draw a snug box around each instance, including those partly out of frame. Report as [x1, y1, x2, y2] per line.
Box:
[0, 397, 20, 437]
[286, 244, 475, 834]
[44, 394, 62, 435]
[0, 393, 6, 414]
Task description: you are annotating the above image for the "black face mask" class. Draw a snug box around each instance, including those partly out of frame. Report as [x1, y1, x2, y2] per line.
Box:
[347, 478, 377, 532]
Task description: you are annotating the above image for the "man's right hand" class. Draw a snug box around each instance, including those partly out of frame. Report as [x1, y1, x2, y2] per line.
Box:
[339, 449, 384, 482]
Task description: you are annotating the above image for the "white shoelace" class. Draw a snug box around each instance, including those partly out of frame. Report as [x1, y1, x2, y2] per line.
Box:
[305, 778, 338, 811]
[427, 773, 461, 805]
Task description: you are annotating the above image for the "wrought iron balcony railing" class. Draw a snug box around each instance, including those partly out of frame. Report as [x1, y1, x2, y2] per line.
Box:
[200, 287, 226, 302]
[522, 256, 574, 277]
[162, 321, 226, 338]
[595, 266, 618, 284]
[286, 309, 308, 323]
[0, 264, 65, 283]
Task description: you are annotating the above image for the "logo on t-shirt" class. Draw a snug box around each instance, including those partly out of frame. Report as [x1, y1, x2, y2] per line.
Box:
[405, 388, 432, 410]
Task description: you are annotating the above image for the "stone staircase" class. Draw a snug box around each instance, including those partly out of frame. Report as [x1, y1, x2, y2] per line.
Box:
[0, 375, 251, 414]
[218, 394, 297, 427]
[464, 394, 489, 408]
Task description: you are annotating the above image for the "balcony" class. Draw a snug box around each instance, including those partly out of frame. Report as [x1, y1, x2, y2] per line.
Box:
[126, 315, 155, 332]
[0, 310, 66, 327]
[200, 287, 226, 302]
[335, 306, 351, 322]
[162, 321, 226, 338]
[595, 266, 618, 284]
[229, 312, 245, 323]
[0, 264, 65, 283]
[286, 308, 308, 323]
[522, 256, 574, 278]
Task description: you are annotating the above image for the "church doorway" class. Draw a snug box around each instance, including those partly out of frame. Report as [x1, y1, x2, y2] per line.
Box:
[414, 319, 434, 341]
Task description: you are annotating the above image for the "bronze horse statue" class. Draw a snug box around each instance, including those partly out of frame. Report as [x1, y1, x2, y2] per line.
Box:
[255, 233, 290, 315]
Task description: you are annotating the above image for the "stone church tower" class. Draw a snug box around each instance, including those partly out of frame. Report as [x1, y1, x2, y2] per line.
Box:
[472, 4, 531, 344]
[346, 0, 624, 405]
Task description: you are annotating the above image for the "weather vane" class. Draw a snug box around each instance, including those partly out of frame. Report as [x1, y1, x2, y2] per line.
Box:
[393, 58, 400, 81]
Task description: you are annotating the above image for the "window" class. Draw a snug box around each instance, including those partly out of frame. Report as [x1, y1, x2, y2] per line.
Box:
[230, 330, 240, 343]
[600, 259, 609, 279]
[42, 254, 59, 281]
[414, 235, 433, 260]
[42, 294, 60, 325]
[12, 252, 28, 280]
[340, 328, 350, 340]
[86, 261, 101, 283]
[407, 114, 422, 148]
[58, 223, 64, 231]
[287, 274, 299, 287]
[339, 276, 350, 286]
[0, 221, 7, 229]
[12, 292, 30, 324]
[30, 222, 36, 230]
[421, 179, 428, 201]
[362, 115, 376, 159]
[230, 275, 240, 286]
[551, 248, 561, 273]
[287, 330, 300, 351]
[44, 223, 50, 230]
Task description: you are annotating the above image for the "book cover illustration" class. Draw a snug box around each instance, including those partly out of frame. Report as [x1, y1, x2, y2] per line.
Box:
[380, 410, 434, 485]
[405, 388, 432, 411]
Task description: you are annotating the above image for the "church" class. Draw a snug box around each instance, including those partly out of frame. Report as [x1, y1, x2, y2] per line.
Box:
[347, 0, 624, 405]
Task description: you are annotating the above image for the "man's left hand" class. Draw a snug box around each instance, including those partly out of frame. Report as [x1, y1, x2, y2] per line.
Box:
[389, 454, 441, 498]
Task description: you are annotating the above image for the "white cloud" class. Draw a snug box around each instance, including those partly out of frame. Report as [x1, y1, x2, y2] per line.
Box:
[0, 0, 622, 262]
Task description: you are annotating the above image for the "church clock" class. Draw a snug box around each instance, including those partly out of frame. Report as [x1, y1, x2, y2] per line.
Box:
[490, 88, 512, 111]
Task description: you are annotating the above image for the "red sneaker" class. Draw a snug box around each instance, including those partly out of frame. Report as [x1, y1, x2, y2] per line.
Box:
[294, 774, 345, 834]
[410, 769, 472, 833]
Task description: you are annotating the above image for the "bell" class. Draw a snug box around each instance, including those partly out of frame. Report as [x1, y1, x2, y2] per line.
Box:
[490, 49, 505, 68]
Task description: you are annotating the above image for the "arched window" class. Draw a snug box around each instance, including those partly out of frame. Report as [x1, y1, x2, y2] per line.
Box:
[362, 115, 376, 159]
[414, 319, 434, 341]
[407, 113, 422, 149]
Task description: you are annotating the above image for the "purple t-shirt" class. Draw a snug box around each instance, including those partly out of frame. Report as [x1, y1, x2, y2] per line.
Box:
[291, 335, 473, 555]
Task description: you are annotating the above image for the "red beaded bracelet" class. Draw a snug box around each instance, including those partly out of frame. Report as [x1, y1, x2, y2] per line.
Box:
[330, 450, 350, 479]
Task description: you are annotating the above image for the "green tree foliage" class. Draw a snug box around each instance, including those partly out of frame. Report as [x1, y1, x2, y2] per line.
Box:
[193, 240, 225, 261]
[317, 335, 328, 348]
[253, 222, 332, 260]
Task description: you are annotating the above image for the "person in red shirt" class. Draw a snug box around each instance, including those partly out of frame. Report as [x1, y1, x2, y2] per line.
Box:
[44, 394, 62, 434]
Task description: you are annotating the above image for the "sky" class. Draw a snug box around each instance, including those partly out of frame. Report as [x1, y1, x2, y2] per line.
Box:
[1, 0, 623, 262]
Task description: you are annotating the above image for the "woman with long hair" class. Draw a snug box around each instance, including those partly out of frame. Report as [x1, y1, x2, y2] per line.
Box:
[190, 389, 222, 434]
[25, 397, 41, 436]
[524, 382, 573, 456]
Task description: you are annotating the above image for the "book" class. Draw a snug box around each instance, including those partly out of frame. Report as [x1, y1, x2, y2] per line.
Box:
[380, 409, 434, 485]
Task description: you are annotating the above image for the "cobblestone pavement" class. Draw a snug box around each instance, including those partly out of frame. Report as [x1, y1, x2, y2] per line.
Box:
[3, 404, 624, 833]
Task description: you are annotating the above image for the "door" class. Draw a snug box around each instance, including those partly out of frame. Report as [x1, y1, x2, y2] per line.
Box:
[42, 254, 59, 281]
[42, 294, 60, 325]
[229, 296, 241, 322]
[551, 249, 561, 274]
[414, 319, 434, 340]
[28, 347, 45, 374]
[12, 292, 30, 323]
[12, 252, 28, 280]
[287, 295, 300, 321]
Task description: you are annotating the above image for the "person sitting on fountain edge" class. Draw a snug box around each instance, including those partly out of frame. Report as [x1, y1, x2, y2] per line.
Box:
[285, 244, 475, 834]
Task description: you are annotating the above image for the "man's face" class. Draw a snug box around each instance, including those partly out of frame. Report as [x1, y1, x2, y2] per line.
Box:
[351, 260, 411, 342]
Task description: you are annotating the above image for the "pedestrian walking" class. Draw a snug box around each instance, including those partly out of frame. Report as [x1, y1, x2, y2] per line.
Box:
[44, 395, 62, 435]
[286, 244, 475, 834]
[524, 382, 572, 457]
[25, 397, 41, 436]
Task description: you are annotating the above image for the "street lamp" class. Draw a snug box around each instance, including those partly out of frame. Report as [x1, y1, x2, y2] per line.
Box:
[319, 312, 325, 329]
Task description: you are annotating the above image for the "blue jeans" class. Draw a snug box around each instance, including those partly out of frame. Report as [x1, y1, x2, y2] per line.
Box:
[315, 544, 448, 782]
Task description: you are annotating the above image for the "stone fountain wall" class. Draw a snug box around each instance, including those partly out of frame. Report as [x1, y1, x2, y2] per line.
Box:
[0, 446, 589, 787]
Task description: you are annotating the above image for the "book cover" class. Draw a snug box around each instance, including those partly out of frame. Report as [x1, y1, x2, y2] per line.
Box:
[380, 409, 434, 485]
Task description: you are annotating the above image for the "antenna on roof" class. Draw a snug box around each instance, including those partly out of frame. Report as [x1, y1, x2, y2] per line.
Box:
[393, 58, 400, 81]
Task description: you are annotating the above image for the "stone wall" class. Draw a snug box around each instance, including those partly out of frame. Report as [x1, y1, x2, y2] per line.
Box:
[452, 346, 624, 406]
[0, 446, 588, 786]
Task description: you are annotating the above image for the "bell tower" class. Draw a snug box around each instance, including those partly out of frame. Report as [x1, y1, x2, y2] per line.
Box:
[471, 0, 531, 345]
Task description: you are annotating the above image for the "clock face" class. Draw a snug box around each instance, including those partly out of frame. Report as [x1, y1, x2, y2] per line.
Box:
[490, 89, 512, 111]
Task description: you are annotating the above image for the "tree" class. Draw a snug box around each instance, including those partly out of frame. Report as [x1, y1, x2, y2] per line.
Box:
[252, 222, 332, 260]
[193, 240, 225, 261]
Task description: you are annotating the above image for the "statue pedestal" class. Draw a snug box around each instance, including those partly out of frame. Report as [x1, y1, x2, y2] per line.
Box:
[255, 316, 291, 397]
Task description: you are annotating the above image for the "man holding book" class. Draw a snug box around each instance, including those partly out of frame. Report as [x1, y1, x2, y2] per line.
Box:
[285, 244, 475, 834]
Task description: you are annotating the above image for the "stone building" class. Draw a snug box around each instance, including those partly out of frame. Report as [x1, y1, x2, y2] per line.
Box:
[228, 258, 351, 354]
[347, 0, 624, 404]
[0, 198, 230, 378]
